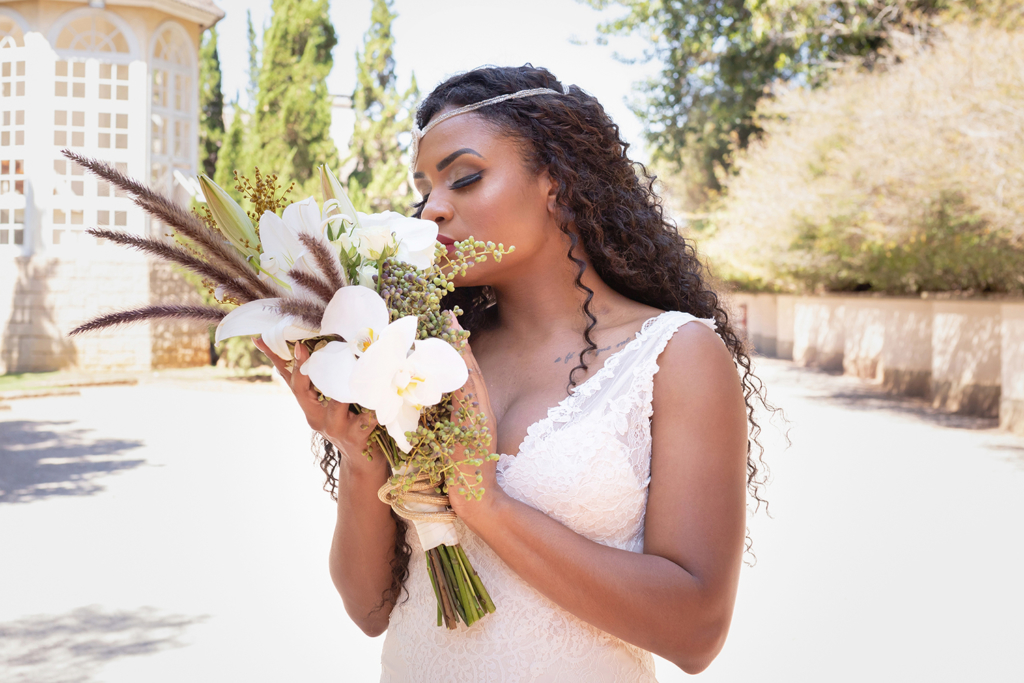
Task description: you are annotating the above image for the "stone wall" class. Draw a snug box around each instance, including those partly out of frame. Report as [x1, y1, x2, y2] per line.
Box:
[729, 292, 1023, 433]
[0, 254, 209, 374]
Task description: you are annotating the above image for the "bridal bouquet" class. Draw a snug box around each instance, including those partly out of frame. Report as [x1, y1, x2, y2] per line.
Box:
[63, 149, 511, 630]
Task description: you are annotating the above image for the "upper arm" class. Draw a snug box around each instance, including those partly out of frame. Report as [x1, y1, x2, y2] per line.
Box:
[645, 321, 748, 614]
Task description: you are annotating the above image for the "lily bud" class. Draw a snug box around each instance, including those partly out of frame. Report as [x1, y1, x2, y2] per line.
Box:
[198, 174, 260, 260]
[319, 165, 360, 240]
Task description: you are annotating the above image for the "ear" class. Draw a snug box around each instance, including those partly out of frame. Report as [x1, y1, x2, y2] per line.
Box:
[538, 167, 560, 216]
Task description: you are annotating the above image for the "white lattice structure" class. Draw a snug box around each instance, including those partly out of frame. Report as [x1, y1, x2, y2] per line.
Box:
[0, 1, 223, 374]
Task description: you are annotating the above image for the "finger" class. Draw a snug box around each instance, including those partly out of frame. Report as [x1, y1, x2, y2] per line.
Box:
[254, 337, 292, 381]
[289, 345, 318, 398]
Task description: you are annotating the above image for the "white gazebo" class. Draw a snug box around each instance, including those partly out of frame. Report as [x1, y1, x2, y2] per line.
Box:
[0, 0, 223, 374]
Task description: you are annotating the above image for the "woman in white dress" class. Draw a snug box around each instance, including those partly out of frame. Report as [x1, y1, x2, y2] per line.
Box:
[257, 65, 770, 681]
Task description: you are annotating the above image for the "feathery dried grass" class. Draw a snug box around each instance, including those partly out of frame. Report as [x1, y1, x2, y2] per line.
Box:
[288, 268, 335, 304]
[275, 298, 325, 330]
[87, 228, 261, 303]
[69, 304, 227, 336]
[62, 150, 279, 299]
[298, 233, 346, 290]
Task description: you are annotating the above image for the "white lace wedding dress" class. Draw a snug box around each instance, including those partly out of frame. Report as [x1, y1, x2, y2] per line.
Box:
[380, 311, 718, 682]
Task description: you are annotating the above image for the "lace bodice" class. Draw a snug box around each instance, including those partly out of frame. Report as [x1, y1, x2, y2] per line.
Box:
[380, 311, 717, 682]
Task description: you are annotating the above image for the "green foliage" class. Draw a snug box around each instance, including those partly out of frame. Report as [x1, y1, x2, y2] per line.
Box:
[250, 0, 339, 195]
[785, 192, 1024, 294]
[199, 27, 225, 179]
[346, 0, 419, 214]
[214, 104, 247, 201]
[700, 21, 1024, 295]
[586, 0, 944, 209]
[246, 10, 261, 108]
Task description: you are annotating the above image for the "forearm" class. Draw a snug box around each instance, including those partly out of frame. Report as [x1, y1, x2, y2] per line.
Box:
[328, 455, 397, 636]
[464, 495, 732, 672]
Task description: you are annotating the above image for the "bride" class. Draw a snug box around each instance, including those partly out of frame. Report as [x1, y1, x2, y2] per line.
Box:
[257, 65, 768, 682]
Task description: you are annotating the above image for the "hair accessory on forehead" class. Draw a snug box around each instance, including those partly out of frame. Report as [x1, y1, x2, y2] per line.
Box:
[409, 85, 570, 168]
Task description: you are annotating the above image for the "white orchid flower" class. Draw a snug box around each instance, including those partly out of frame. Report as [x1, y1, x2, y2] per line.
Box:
[299, 285, 468, 452]
[258, 197, 340, 288]
[299, 285, 391, 403]
[340, 211, 439, 269]
[351, 315, 468, 453]
[215, 298, 319, 361]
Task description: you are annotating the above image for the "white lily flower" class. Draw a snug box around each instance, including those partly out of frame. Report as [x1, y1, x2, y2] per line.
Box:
[258, 197, 342, 291]
[215, 298, 319, 360]
[341, 211, 439, 269]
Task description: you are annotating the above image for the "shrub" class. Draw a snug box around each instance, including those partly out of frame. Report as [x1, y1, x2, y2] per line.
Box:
[699, 19, 1024, 294]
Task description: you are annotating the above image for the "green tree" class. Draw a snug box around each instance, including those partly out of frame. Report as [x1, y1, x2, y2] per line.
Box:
[346, 0, 419, 214]
[585, 0, 944, 206]
[249, 0, 339, 194]
[246, 10, 260, 109]
[198, 27, 225, 178]
[213, 102, 248, 198]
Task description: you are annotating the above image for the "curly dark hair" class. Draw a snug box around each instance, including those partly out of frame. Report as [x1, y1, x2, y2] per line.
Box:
[316, 64, 775, 614]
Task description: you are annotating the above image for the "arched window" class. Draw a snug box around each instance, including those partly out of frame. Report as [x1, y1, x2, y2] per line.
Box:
[0, 14, 26, 247]
[55, 14, 130, 54]
[49, 9, 136, 248]
[150, 22, 194, 217]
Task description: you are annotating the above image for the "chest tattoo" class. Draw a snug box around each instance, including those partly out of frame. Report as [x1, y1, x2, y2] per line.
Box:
[552, 336, 631, 364]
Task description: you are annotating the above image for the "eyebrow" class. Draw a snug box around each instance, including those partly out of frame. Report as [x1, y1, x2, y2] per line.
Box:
[413, 148, 483, 179]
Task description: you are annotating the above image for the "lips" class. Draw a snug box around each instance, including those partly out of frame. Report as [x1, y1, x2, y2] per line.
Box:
[437, 234, 457, 255]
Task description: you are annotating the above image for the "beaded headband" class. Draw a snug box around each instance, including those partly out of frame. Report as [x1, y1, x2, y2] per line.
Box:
[409, 84, 571, 169]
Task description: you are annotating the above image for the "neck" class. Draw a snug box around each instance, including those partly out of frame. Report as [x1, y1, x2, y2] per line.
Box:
[488, 246, 625, 341]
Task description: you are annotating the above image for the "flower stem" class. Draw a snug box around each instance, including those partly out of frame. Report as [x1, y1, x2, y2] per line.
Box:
[456, 544, 496, 614]
[425, 551, 443, 627]
[427, 548, 457, 629]
[437, 545, 467, 625]
[442, 544, 478, 625]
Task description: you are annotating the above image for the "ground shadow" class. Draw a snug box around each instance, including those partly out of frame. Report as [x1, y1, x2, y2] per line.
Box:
[0, 420, 144, 504]
[760, 360, 999, 430]
[0, 605, 205, 683]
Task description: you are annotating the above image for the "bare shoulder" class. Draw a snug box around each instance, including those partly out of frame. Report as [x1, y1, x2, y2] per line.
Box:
[649, 316, 747, 461]
[655, 317, 740, 397]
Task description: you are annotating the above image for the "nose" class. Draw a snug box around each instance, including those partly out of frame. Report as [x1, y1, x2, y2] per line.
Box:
[419, 194, 453, 225]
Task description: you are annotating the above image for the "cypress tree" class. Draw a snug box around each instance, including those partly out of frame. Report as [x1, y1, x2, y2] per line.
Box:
[347, 0, 419, 214]
[250, 0, 339, 194]
[214, 102, 248, 199]
[198, 27, 225, 179]
[246, 10, 260, 110]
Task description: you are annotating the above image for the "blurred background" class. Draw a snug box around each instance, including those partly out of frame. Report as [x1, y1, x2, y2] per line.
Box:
[1, 1, 1022, 680]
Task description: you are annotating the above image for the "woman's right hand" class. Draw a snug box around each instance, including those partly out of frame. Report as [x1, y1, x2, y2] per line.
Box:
[254, 337, 384, 474]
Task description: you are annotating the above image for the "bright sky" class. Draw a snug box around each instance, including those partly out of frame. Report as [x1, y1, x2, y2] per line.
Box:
[211, 0, 658, 163]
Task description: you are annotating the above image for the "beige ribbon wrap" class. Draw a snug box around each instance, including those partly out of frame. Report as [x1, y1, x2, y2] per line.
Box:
[377, 465, 460, 550]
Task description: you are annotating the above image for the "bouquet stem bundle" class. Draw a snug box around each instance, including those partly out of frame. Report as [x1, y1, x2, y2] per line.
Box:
[378, 471, 496, 629]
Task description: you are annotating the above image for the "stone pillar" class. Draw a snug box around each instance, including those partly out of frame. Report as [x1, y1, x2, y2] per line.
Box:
[793, 295, 846, 371]
[749, 293, 778, 357]
[879, 298, 933, 398]
[931, 299, 1001, 417]
[776, 295, 795, 360]
[1000, 302, 1024, 435]
[843, 297, 886, 380]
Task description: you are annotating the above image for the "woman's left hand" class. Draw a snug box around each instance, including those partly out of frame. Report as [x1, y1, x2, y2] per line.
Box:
[446, 323, 507, 526]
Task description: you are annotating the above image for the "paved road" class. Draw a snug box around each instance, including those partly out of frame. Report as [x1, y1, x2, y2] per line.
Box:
[1, 360, 1021, 682]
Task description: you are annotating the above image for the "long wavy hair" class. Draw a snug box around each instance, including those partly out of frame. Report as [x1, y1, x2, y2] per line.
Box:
[317, 64, 776, 613]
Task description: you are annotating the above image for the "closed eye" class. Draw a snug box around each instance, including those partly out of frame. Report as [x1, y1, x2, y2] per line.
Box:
[412, 193, 429, 219]
[450, 172, 482, 190]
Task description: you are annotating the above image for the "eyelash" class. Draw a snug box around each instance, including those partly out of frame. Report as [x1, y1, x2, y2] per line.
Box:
[411, 173, 483, 218]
